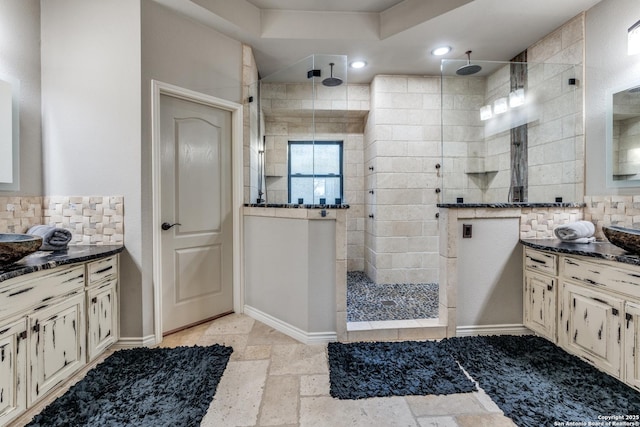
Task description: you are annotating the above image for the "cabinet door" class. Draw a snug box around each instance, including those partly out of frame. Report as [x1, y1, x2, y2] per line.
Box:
[29, 293, 86, 405]
[524, 271, 556, 342]
[87, 279, 118, 361]
[625, 302, 640, 391]
[559, 281, 623, 377]
[0, 319, 27, 426]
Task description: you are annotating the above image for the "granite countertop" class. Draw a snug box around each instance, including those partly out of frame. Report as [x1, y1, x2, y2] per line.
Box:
[520, 238, 640, 266]
[0, 245, 124, 283]
[244, 203, 350, 209]
[438, 202, 585, 208]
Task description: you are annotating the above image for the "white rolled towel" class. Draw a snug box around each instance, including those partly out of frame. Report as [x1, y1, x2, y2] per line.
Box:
[27, 225, 72, 251]
[554, 221, 595, 241]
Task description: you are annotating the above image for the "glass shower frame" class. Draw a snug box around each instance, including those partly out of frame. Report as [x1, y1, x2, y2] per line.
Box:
[253, 54, 349, 205]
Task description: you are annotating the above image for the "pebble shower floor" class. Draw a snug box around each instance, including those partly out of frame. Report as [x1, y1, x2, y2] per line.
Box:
[346, 272, 439, 322]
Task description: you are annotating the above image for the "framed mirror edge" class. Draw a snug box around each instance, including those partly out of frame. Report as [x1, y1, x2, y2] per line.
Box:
[0, 73, 20, 192]
[606, 80, 640, 188]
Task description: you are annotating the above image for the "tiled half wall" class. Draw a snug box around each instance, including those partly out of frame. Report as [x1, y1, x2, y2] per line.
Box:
[0, 196, 124, 245]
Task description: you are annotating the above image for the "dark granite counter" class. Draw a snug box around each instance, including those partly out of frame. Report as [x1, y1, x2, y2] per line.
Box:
[438, 202, 585, 208]
[0, 245, 124, 283]
[520, 239, 640, 266]
[244, 203, 350, 209]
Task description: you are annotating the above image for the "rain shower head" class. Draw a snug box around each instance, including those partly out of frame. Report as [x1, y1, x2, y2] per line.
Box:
[456, 51, 482, 76]
[322, 63, 343, 87]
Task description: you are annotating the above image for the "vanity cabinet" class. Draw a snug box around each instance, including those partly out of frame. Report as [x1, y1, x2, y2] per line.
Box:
[0, 319, 27, 426]
[86, 256, 118, 361]
[624, 302, 640, 390]
[28, 292, 86, 405]
[559, 281, 623, 378]
[0, 252, 119, 424]
[523, 248, 557, 342]
[523, 246, 640, 391]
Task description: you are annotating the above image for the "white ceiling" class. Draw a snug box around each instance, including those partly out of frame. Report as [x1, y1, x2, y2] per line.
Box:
[154, 0, 603, 84]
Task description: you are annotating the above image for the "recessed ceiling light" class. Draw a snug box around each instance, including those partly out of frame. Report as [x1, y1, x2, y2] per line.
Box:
[431, 46, 451, 56]
[349, 60, 367, 69]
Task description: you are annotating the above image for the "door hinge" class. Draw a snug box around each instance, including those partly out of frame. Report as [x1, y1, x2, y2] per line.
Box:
[612, 308, 619, 316]
[32, 323, 40, 333]
[18, 331, 27, 341]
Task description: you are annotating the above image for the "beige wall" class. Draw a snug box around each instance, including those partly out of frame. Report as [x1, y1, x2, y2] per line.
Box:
[0, 0, 41, 196]
[140, 0, 243, 339]
[38, 0, 245, 340]
[41, 0, 144, 337]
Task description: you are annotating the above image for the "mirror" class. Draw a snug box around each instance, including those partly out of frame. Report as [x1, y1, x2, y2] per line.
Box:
[607, 83, 640, 187]
[0, 74, 19, 191]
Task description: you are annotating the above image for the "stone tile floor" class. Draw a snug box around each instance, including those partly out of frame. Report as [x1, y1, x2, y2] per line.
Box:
[13, 314, 517, 427]
[347, 271, 439, 322]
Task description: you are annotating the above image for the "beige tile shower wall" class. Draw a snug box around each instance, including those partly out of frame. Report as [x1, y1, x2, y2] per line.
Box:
[44, 196, 124, 245]
[482, 65, 512, 202]
[365, 75, 441, 284]
[0, 196, 43, 233]
[527, 13, 585, 203]
[441, 76, 487, 203]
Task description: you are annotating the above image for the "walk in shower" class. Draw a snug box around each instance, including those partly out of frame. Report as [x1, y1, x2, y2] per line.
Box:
[245, 52, 582, 326]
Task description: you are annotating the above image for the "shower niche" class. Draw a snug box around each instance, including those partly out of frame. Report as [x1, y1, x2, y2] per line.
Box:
[255, 54, 363, 205]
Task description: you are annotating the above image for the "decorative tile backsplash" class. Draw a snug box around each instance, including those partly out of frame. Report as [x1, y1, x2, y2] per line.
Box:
[0, 195, 124, 245]
[44, 196, 124, 245]
[0, 196, 44, 233]
[520, 206, 584, 239]
[583, 195, 640, 240]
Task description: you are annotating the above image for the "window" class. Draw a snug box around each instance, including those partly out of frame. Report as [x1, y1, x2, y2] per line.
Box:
[288, 141, 343, 204]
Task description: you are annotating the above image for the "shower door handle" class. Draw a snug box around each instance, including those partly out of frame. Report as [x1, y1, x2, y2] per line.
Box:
[161, 222, 182, 231]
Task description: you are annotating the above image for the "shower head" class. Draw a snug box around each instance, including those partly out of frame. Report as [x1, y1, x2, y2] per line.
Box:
[456, 51, 482, 76]
[322, 63, 343, 87]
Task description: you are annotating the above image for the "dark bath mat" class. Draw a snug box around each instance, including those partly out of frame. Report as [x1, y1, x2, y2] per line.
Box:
[27, 345, 233, 427]
[443, 335, 640, 427]
[328, 340, 477, 399]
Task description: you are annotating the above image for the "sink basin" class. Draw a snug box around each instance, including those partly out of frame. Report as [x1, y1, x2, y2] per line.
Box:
[603, 225, 640, 254]
[0, 234, 43, 266]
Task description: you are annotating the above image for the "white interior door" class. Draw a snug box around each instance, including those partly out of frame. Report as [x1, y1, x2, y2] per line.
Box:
[160, 93, 233, 334]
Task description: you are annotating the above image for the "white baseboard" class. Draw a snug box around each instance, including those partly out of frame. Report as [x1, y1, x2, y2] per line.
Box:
[456, 324, 531, 337]
[244, 305, 337, 345]
[116, 335, 158, 348]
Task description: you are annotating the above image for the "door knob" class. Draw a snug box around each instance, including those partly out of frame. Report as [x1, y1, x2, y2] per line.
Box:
[161, 222, 181, 231]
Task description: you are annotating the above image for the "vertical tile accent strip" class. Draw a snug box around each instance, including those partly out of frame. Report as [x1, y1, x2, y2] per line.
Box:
[509, 51, 528, 202]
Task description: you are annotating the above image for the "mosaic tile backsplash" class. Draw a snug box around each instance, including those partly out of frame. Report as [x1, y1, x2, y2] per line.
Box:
[0, 196, 124, 245]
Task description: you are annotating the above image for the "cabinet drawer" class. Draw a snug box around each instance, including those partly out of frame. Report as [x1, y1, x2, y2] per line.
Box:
[562, 256, 640, 297]
[87, 256, 117, 286]
[0, 265, 85, 321]
[524, 248, 557, 276]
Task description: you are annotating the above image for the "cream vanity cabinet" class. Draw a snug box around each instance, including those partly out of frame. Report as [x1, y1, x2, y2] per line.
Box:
[0, 318, 27, 426]
[523, 245, 640, 391]
[523, 248, 557, 342]
[86, 255, 118, 361]
[0, 253, 119, 425]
